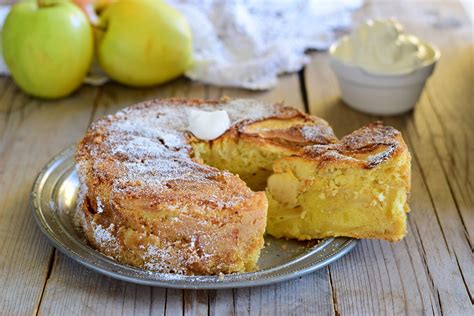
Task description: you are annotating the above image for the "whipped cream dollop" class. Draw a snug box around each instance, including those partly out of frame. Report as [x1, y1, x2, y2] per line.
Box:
[331, 19, 436, 75]
[187, 109, 231, 140]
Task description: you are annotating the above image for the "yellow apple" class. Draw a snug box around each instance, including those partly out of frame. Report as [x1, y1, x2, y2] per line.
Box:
[97, 0, 193, 87]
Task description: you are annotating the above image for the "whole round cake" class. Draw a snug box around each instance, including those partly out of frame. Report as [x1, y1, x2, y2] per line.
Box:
[75, 97, 411, 275]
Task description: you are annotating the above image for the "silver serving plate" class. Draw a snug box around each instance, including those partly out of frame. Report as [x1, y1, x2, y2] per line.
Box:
[31, 146, 357, 289]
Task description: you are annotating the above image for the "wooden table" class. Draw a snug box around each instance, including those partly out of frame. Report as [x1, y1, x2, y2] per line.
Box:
[1, 0, 472, 315]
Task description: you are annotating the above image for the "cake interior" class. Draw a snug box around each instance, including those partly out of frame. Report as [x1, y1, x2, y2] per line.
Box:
[266, 151, 410, 241]
[192, 137, 293, 191]
[191, 124, 410, 242]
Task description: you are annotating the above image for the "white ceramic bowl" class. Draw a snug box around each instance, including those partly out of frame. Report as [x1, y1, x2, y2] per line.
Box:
[329, 43, 440, 116]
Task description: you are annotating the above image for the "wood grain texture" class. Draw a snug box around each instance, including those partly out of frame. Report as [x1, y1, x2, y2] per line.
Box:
[305, 0, 473, 314]
[0, 82, 98, 315]
[305, 54, 441, 316]
[0, 0, 472, 315]
[376, 0, 474, 311]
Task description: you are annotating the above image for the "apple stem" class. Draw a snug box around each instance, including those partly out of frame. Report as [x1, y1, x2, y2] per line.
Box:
[37, 0, 53, 8]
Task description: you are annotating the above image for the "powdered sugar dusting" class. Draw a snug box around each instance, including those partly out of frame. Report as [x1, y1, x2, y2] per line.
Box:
[74, 98, 291, 274]
[299, 122, 338, 144]
[142, 244, 183, 273]
[112, 98, 280, 137]
[92, 223, 120, 252]
[96, 197, 104, 214]
[304, 122, 402, 168]
[301, 124, 326, 141]
[79, 98, 284, 204]
[140, 234, 216, 274]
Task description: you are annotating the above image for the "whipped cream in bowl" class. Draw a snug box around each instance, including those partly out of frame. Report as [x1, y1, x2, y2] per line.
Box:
[329, 18, 440, 115]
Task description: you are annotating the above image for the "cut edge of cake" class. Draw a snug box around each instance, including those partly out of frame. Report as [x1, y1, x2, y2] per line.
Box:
[265, 122, 411, 242]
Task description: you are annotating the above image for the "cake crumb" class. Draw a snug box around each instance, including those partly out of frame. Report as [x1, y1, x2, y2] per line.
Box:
[378, 193, 385, 202]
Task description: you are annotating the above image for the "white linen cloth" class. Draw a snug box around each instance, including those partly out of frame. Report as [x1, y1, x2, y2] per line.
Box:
[0, 0, 362, 90]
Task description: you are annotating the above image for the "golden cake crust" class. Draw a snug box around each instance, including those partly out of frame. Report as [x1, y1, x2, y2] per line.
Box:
[75, 97, 335, 275]
[303, 121, 409, 169]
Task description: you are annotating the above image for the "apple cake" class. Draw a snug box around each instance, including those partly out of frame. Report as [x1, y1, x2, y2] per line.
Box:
[266, 122, 411, 241]
[75, 97, 411, 275]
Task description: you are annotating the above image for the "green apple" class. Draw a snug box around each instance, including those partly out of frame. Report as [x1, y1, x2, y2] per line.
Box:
[97, 0, 193, 87]
[2, 0, 94, 99]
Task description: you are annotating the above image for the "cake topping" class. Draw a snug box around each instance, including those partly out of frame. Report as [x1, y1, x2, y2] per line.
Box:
[187, 109, 230, 140]
[303, 122, 402, 168]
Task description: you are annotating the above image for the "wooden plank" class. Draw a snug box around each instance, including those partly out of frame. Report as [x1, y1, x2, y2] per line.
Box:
[402, 115, 472, 314]
[221, 73, 304, 108]
[306, 53, 442, 314]
[165, 289, 184, 316]
[184, 290, 209, 316]
[209, 289, 234, 316]
[305, 0, 473, 314]
[396, 3, 474, 301]
[0, 81, 98, 315]
[0, 79, 17, 139]
[234, 271, 335, 316]
[370, 0, 473, 308]
[39, 254, 166, 316]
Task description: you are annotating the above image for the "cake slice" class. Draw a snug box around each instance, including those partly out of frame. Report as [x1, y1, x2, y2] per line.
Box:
[266, 122, 411, 242]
